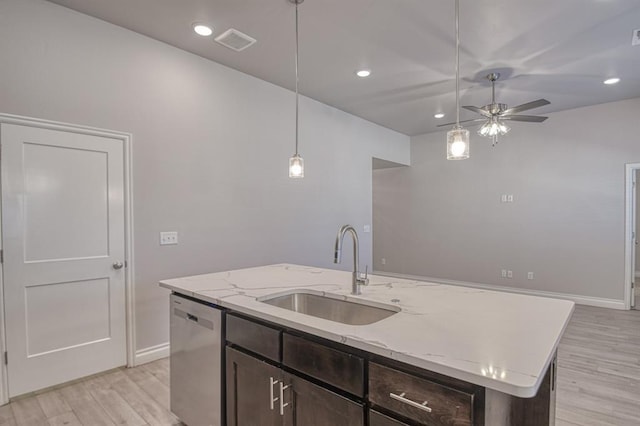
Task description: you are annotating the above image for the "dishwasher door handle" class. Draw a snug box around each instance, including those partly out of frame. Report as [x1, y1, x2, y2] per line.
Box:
[173, 308, 215, 330]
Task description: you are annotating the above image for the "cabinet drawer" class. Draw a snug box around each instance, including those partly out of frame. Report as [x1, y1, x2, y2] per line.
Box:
[283, 334, 364, 397]
[226, 314, 281, 362]
[369, 410, 409, 426]
[369, 362, 474, 426]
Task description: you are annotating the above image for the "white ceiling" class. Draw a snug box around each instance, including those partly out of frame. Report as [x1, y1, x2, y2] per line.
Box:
[46, 0, 640, 136]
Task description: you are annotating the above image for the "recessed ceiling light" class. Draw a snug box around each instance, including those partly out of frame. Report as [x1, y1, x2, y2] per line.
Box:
[356, 70, 371, 78]
[434, 113, 445, 119]
[604, 77, 620, 85]
[193, 24, 213, 37]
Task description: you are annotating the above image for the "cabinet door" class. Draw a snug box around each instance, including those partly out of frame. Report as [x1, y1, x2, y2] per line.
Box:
[226, 347, 282, 426]
[282, 372, 364, 426]
[370, 410, 410, 426]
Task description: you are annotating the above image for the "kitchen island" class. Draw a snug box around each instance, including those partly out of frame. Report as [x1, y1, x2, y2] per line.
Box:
[160, 264, 574, 425]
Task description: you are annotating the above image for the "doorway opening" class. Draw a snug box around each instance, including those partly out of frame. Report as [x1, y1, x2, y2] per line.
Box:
[625, 164, 640, 310]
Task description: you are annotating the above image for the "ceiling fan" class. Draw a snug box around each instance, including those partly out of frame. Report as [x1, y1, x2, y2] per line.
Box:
[439, 72, 550, 145]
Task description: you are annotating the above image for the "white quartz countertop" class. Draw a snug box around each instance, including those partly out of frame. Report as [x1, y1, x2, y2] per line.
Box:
[159, 264, 574, 398]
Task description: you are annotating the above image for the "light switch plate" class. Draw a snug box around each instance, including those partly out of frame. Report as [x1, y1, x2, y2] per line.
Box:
[160, 231, 178, 245]
[363, 225, 371, 233]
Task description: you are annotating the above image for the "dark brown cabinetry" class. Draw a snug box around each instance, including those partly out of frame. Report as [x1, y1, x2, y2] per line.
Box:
[226, 318, 365, 426]
[369, 362, 475, 426]
[283, 333, 364, 397]
[369, 410, 410, 426]
[283, 372, 364, 426]
[223, 311, 555, 426]
[226, 347, 281, 426]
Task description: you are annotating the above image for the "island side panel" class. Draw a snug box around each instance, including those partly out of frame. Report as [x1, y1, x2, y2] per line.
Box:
[485, 353, 556, 426]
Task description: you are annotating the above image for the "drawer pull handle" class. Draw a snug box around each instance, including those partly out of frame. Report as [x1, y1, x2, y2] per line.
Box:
[269, 377, 279, 411]
[389, 392, 433, 413]
[279, 382, 291, 416]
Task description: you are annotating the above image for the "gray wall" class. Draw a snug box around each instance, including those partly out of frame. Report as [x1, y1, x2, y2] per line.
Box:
[374, 97, 640, 302]
[0, 0, 410, 351]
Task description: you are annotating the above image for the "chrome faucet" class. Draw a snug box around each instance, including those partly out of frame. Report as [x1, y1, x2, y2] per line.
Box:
[334, 224, 369, 295]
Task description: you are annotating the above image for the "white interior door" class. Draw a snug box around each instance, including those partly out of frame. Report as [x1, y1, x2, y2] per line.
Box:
[1, 123, 126, 397]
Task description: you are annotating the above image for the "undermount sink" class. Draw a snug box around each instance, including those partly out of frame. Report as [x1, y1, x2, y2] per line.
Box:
[258, 290, 400, 325]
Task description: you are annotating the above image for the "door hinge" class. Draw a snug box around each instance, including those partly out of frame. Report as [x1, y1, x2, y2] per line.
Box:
[0, 249, 3, 263]
[4, 352, 7, 365]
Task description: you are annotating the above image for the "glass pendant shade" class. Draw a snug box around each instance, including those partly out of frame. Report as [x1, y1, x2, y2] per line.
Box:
[447, 126, 469, 160]
[289, 154, 304, 178]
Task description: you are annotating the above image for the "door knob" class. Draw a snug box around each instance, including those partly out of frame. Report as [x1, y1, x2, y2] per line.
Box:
[113, 261, 124, 270]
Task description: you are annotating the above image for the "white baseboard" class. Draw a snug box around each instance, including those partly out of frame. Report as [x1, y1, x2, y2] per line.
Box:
[134, 342, 169, 366]
[373, 271, 626, 310]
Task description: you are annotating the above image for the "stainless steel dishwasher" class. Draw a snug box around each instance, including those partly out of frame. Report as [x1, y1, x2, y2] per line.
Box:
[170, 293, 222, 426]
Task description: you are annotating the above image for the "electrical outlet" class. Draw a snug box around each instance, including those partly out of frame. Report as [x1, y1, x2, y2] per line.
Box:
[160, 231, 178, 245]
[507, 270, 513, 278]
[633, 28, 640, 46]
[501, 194, 508, 203]
[527, 272, 534, 280]
[501, 269, 507, 278]
[507, 194, 514, 203]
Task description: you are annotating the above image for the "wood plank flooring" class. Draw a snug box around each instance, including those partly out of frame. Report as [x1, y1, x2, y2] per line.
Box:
[0, 305, 638, 425]
[1, 358, 181, 426]
[556, 305, 640, 426]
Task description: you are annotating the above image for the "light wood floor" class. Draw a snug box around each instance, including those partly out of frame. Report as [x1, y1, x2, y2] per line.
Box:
[0, 357, 181, 426]
[556, 305, 640, 426]
[0, 305, 638, 425]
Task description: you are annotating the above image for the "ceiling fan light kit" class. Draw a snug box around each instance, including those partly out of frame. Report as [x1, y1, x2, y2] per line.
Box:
[462, 72, 550, 147]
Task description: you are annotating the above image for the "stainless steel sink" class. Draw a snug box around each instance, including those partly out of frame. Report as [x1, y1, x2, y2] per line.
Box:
[258, 290, 399, 325]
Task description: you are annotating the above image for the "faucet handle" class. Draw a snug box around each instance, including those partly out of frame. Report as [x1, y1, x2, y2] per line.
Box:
[358, 265, 369, 286]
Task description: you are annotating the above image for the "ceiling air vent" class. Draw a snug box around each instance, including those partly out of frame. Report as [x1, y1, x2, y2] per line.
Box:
[214, 29, 257, 52]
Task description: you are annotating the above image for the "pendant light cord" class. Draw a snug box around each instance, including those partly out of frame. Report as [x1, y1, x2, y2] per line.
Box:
[294, 1, 300, 156]
[455, 0, 460, 127]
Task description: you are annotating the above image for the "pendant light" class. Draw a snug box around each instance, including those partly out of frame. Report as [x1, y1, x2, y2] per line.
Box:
[288, 0, 304, 178]
[446, 0, 469, 160]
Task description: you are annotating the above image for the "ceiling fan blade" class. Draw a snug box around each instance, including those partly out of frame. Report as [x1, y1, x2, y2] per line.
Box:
[503, 99, 550, 115]
[462, 105, 492, 118]
[502, 115, 548, 123]
[436, 118, 486, 128]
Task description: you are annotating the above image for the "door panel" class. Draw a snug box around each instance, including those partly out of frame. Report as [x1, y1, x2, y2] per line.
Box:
[370, 410, 410, 426]
[23, 142, 109, 261]
[25, 278, 111, 356]
[226, 347, 282, 426]
[283, 372, 364, 426]
[1, 123, 126, 397]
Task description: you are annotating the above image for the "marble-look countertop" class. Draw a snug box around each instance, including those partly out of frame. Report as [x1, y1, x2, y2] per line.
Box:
[160, 264, 574, 398]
